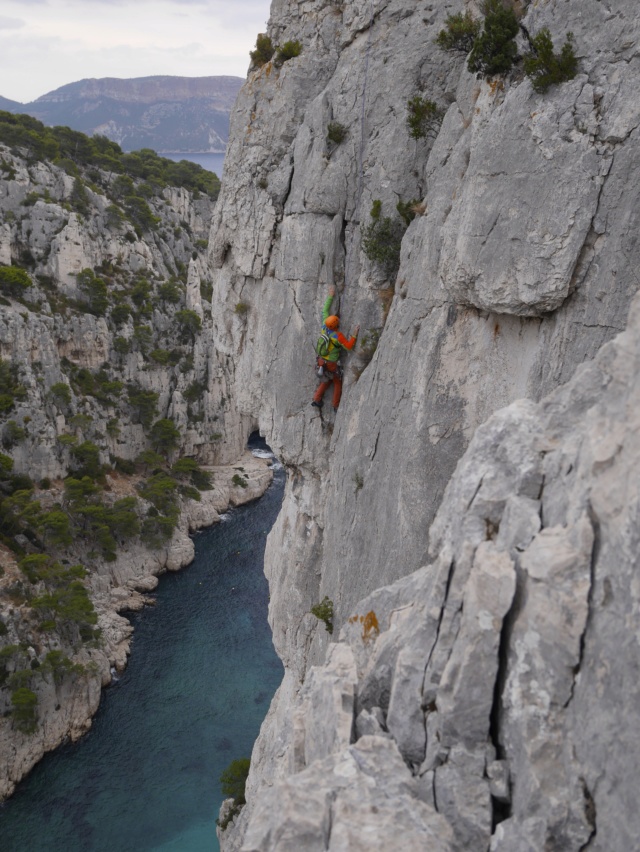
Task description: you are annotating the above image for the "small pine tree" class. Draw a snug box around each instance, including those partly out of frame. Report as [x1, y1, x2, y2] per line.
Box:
[250, 34, 275, 67]
[523, 29, 578, 93]
[435, 11, 481, 53]
[468, 0, 519, 78]
[406, 96, 444, 141]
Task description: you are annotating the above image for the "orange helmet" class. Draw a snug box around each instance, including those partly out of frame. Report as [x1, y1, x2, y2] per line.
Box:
[325, 315, 340, 330]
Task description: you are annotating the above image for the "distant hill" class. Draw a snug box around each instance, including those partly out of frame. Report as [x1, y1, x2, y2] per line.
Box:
[0, 96, 22, 112]
[2, 76, 243, 153]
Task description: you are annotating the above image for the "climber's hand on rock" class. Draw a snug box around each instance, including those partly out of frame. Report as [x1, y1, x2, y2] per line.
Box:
[328, 285, 336, 297]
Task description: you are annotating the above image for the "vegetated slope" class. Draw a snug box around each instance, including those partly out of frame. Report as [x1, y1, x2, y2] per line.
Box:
[4, 75, 244, 152]
[206, 0, 640, 848]
[0, 117, 269, 800]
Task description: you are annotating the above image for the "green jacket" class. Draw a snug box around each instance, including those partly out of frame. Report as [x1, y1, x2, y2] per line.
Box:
[317, 295, 357, 363]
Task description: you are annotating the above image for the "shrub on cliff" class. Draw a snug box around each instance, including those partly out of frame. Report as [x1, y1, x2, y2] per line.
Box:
[176, 309, 202, 341]
[250, 33, 275, 67]
[11, 687, 38, 734]
[70, 440, 102, 480]
[310, 596, 334, 634]
[468, 0, 519, 78]
[0, 360, 26, 415]
[127, 386, 159, 429]
[523, 29, 578, 93]
[436, 11, 481, 52]
[220, 757, 250, 805]
[0, 265, 31, 297]
[362, 200, 406, 283]
[77, 268, 109, 317]
[149, 418, 181, 456]
[275, 40, 302, 66]
[406, 95, 444, 140]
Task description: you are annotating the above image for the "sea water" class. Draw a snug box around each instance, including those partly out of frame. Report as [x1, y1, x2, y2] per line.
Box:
[161, 152, 226, 179]
[0, 442, 284, 852]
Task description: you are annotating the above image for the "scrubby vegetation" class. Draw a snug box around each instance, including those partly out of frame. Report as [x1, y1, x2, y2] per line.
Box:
[435, 11, 481, 52]
[467, 0, 520, 78]
[250, 34, 275, 67]
[523, 29, 578, 93]
[438, 2, 579, 93]
[310, 596, 334, 635]
[217, 757, 251, 831]
[275, 40, 302, 66]
[0, 111, 220, 198]
[406, 95, 444, 140]
[327, 122, 347, 146]
[361, 200, 407, 282]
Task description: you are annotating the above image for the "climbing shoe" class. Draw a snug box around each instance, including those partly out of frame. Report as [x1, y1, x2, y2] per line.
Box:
[311, 400, 323, 409]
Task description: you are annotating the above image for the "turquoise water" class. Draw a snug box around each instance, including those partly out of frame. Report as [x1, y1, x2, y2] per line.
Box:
[161, 152, 225, 178]
[0, 446, 284, 852]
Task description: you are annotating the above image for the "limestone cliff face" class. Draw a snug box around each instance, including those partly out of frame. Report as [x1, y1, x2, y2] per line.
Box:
[209, 0, 640, 848]
[235, 290, 640, 851]
[0, 147, 272, 799]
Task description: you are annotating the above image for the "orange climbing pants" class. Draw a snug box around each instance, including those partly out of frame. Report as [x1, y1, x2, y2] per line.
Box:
[313, 358, 343, 409]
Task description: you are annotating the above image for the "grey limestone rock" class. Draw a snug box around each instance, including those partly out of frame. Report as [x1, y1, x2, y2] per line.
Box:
[233, 290, 640, 849]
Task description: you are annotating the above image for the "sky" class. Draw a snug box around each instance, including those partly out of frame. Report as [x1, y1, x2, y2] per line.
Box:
[0, 0, 272, 103]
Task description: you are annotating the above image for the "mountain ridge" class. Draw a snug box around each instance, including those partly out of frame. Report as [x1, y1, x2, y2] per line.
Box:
[1, 75, 243, 152]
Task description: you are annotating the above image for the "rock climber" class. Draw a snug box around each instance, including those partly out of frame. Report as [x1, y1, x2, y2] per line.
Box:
[312, 285, 359, 411]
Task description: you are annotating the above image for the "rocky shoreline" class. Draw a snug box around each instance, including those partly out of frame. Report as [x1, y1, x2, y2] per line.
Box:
[0, 451, 273, 801]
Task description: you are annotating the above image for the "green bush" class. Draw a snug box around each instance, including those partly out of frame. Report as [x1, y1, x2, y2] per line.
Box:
[0, 265, 32, 297]
[396, 199, 419, 227]
[468, 0, 519, 78]
[70, 178, 90, 217]
[70, 440, 102, 479]
[220, 757, 250, 805]
[436, 11, 481, 52]
[149, 349, 171, 365]
[523, 29, 577, 93]
[0, 359, 27, 414]
[124, 195, 159, 233]
[361, 200, 406, 282]
[406, 95, 444, 140]
[11, 687, 38, 733]
[149, 418, 181, 456]
[133, 324, 153, 353]
[250, 33, 275, 67]
[131, 278, 151, 308]
[275, 40, 302, 65]
[140, 513, 177, 549]
[110, 303, 131, 327]
[41, 650, 83, 685]
[184, 380, 206, 402]
[127, 387, 159, 428]
[327, 122, 347, 146]
[38, 510, 72, 547]
[49, 381, 72, 408]
[114, 336, 131, 355]
[310, 596, 334, 634]
[64, 476, 99, 506]
[158, 280, 182, 304]
[232, 473, 248, 489]
[138, 472, 179, 514]
[3, 420, 26, 448]
[176, 309, 202, 340]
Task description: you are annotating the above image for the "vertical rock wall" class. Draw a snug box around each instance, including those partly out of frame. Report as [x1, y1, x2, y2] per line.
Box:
[209, 0, 640, 845]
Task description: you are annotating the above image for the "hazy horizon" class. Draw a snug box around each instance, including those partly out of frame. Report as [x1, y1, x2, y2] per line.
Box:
[0, 0, 271, 103]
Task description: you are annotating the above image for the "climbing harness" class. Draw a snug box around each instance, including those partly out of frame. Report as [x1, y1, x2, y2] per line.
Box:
[315, 356, 343, 380]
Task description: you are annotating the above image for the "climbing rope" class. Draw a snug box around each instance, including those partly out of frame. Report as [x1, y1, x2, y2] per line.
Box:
[337, 0, 378, 310]
[356, 0, 378, 222]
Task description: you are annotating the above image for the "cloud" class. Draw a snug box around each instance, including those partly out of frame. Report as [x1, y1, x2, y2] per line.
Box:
[0, 16, 25, 29]
[0, 0, 270, 101]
